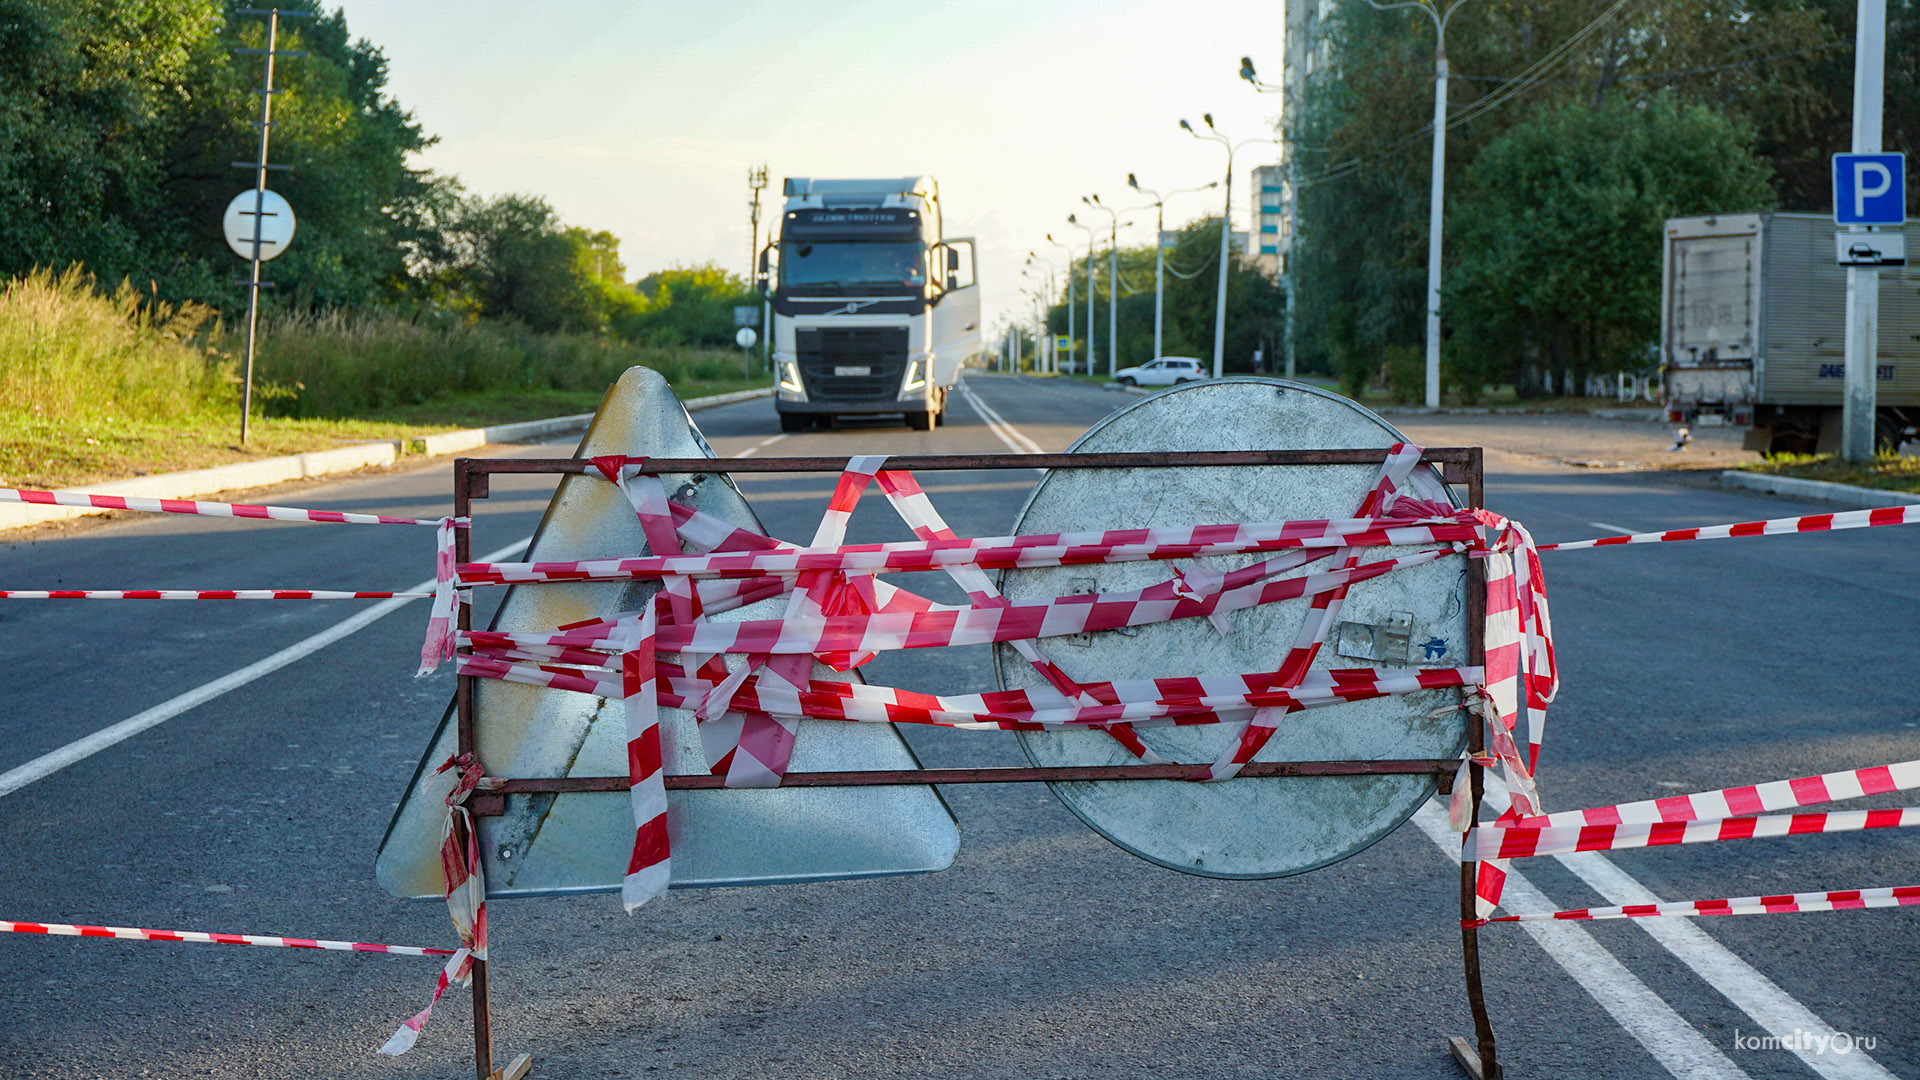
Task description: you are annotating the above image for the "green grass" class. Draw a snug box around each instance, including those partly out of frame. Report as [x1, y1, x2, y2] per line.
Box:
[0, 267, 763, 490]
[1736, 452, 1920, 493]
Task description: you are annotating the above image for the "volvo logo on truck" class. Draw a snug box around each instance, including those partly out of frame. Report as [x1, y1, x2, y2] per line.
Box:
[759, 177, 980, 432]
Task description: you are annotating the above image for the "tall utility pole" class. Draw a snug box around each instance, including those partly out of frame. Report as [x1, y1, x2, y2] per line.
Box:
[1370, 0, 1471, 409]
[231, 7, 309, 444]
[748, 165, 770, 373]
[747, 165, 769, 280]
[1842, 0, 1887, 462]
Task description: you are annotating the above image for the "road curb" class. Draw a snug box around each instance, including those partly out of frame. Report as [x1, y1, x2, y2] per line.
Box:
[1, 387, 773, 533]
[1717, 469, 1920, 509]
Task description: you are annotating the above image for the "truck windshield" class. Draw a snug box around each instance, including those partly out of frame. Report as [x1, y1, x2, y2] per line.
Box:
[780, 241, 926, 294]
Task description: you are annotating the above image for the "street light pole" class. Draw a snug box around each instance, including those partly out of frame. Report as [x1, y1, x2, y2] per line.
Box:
[1065, 215, 1098, 375]
[1082, 196, 1124, 377]
[1182, 116, 1271, 379]
[1046, 234, 1077, 373]
[1370, 0, 1470, 409]
[1128, 175, 1217, 361]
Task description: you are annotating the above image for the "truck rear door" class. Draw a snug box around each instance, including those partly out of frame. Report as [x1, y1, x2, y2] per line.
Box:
[1668, 234, 1755, 367]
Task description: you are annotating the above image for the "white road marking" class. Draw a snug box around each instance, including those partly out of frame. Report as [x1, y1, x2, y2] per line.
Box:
[1476, 780, 1897, 1079]
[1411, 801, 1753, 1079]
[956, 379, 1044, 455]
[0, 537, 530, 798]
[1589, 521, 1636, 534]
[735, 433, 790, 458]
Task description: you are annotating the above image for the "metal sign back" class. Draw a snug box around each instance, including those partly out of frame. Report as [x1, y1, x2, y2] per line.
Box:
[375, 367, 958, 899]
[993, 378, 1469, 878]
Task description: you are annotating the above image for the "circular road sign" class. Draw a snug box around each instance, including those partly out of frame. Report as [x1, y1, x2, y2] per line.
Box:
[223, 189, 297, 262]
[994, 378, 1469, 879]
[735, 327, 759, 349]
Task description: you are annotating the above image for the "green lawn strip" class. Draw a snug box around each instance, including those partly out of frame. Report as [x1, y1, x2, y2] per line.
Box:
[0, 379, 765, 491]
[1734, 453, 1920, 494]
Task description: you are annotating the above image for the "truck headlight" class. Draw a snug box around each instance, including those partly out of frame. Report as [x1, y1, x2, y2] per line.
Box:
[776, 358, 805, 398]
[898, 358, 927, 397]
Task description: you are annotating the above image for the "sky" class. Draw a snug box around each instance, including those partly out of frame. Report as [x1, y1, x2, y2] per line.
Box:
[330, 0, 1291, 333]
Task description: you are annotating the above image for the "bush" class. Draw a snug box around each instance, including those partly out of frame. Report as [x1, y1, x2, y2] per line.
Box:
[0, 266, 232, 422]
[1384, 344, 1424, 404]
[251, 309, 738, 417]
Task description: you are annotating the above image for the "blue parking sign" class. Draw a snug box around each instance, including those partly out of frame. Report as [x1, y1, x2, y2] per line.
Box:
[1833, 153, 1906, 226]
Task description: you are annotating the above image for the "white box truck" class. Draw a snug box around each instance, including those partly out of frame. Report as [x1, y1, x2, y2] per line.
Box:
[1661, 213, 1919, 454]
[760, 177, 980, 431]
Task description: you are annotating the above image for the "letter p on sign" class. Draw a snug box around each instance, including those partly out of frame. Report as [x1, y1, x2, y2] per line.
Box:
[1833, 153, 1907, 227]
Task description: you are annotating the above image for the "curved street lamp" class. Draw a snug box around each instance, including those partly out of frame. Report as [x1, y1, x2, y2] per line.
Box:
[1127, 174, 1217, 362]
[1044, 235, 1078, 373]
[1181, 114, 1276, 379]
[1063, 215, 1098, 376]
[1080, 195, 1124, 378]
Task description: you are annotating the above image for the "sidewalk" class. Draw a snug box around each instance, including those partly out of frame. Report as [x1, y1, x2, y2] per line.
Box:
[0, 388, 771, 533]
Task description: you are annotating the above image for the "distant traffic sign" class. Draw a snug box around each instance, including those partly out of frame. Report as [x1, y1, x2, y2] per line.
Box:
[1833, 153, 1906, 226]
[733, 304, 759, 327]
[1836, 231, 1907, 267]
[223, 189, 296, 261]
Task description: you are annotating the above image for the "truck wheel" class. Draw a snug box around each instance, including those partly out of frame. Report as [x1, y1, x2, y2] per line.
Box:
[779, 413, 809, 433]
[907, 410, 933, 431]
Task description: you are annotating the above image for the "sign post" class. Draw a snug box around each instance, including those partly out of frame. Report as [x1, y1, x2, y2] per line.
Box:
[229, 7, 310, 445]
[734, 326, 758, 384]
[1838, 0, 1894, 462]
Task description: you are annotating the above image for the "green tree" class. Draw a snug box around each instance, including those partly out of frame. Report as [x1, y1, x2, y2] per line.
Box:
[1445, 98, 1775, 396]
[1287, 0, 1857, 386]
[629, 264, 758, 347]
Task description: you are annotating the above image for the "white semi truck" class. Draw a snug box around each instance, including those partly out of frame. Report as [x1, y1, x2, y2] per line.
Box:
[760, 177, 979, 431]
[1661, 212, 1919, 454]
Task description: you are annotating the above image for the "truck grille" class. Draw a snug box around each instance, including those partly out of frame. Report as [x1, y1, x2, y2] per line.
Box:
[796, 327, 908, 401]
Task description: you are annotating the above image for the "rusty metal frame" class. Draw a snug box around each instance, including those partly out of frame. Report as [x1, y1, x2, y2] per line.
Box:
[449, 446, 1498, 1080]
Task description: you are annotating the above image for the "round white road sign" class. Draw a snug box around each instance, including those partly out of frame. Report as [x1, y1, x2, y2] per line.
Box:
[223, 189, 297, 261]
[735, 327, 758, 349]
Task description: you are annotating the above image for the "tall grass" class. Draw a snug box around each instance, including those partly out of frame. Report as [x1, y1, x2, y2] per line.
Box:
[251, 309, 740, 417]
[0, 267, 233, 421]
[0, 267, 744, 425]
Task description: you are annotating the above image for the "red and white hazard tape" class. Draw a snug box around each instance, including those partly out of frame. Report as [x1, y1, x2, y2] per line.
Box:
[442, 446, 1545, 917]
[0, 918, 456, 956]
[1466, 884, 1920, 927]
[1537, 503, 1920, 551]
[0, 589, 431, 600]
[1473, 806, 1920, 861]
[1467, 757, 1920, 921]
[0, 485, 463, 528]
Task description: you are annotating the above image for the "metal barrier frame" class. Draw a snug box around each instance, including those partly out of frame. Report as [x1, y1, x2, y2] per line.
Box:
[447, 447, 1500, 1080]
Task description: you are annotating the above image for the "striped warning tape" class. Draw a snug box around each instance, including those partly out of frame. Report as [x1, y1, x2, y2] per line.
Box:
[1536, 504, 1920, 551]
[0, 486, 463, 528]
[0, 589, 431, 600]
[0, 918, 455, 956]
[1467, 885, 1920, 927]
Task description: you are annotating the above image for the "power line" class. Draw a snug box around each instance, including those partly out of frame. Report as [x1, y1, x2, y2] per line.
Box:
[1447, 41, 1847, 84]
[1287, 0, 1642, 189]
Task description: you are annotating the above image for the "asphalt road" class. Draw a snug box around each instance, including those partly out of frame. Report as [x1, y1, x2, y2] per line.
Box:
[0, 373, 1914, 1080]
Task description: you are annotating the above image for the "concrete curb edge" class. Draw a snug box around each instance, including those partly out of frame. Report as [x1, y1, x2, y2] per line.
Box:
[2, 387, 773, 533]
[1717, 469, 1920, 509]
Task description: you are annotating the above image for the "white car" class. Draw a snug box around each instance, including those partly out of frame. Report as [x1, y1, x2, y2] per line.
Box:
[1113, 356, 1206, 387]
